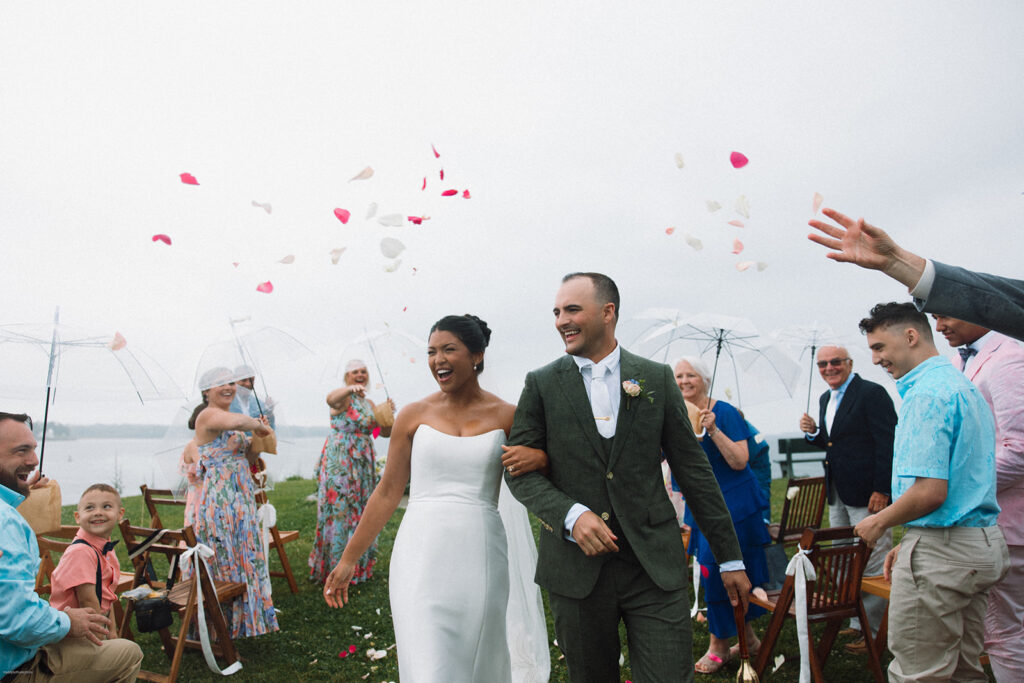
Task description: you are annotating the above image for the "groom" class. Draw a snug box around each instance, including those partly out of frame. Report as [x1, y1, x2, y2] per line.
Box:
[504, 272, 749, 681]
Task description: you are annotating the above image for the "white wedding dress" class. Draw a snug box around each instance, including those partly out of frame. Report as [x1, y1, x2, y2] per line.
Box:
[389, 425, 550, 683]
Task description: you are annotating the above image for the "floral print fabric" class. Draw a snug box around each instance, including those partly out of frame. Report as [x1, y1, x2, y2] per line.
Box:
[189, 430, 279, 638]
[308, 395, 379, 584]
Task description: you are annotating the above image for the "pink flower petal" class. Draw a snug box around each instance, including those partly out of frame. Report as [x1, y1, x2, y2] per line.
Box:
[372, 427, 381, 439]
[107, 332, 127, 351]
[256, 281, 274, 293]
[812, 192, 824, 214]
[727, 220, 745, 228]
[421, 177, 426, 190]
[462, 189, 471, 199]
[179, 172, 199, 185]
[278, 254, 295, 264]
[732, 238, 744, 254]
[151, 234, 172, 245]
[338, 652, 348, 659]
[408, 216, 423, 225]
[403, 306, 407, 312]
[736, 261, 754, 271]
[441, 189, 458, 197]
[665, 227, 675, 235]
[729, 151, 748, 169]
[701, 565, 709, 578]
[440, 169, 444, 180]
[334, 208, 351, 224]
[232, 262, 239, 268]
[349, 645, 357, 654]
[431, 143, 440, 158]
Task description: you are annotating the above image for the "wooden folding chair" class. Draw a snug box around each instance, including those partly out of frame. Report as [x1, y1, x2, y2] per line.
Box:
[140, 485, 187, 529]
[118, 519, 247, 683]
[768, 476, 826, 546]
[250, 457, 300, 594]
[34, 525, 135, 636]
[751, 526, 884, 682]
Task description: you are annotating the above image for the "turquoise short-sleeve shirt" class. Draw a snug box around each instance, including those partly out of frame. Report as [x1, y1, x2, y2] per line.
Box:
[893, 356, 999, 528]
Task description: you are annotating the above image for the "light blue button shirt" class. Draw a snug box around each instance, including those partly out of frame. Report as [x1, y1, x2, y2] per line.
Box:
[1, 485, 71, 674]
[893, 356, 1000, 527]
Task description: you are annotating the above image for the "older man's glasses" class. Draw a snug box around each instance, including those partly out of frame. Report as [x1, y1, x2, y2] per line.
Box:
[816, 358, 850, 368]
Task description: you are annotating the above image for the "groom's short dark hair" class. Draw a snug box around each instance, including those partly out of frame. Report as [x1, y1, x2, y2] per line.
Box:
[562, 272, 620, 320]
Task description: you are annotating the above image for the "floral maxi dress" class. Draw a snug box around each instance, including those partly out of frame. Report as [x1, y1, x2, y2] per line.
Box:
[308, 395, 380, 584]
[191, 430, 279, 638]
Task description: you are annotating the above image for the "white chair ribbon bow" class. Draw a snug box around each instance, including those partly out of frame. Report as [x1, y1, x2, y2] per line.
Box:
[255, 502, 277, 596]
[785, 544, 817, 683]
[180, 542, 243, 676]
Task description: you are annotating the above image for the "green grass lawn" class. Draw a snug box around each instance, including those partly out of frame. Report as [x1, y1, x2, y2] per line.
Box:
[65, 478, 905, 681]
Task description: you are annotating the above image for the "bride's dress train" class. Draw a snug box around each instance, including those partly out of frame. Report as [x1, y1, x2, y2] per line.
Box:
[389, 425, 549, 682]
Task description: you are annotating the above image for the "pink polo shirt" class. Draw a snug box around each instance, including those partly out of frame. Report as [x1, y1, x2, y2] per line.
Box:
[49, 528, 121, 612]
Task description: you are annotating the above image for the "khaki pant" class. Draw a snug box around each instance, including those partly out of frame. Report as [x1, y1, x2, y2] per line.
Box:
[10, 637, 142, 683]
[888, 525, 1009, 682]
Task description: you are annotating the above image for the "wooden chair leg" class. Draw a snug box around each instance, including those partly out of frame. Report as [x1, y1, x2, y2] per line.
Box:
[856, 601, 886, 683]
[270, 526, 299, 594]
[817, 618, 842, 667]
[808, 638, 828, 683]
[754, 605, 788, 677]
[167, 595, 198, 683]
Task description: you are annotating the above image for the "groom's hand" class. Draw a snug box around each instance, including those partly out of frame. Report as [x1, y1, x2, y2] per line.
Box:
[571, 512, 619, 556]
[721, 570, 752, 613]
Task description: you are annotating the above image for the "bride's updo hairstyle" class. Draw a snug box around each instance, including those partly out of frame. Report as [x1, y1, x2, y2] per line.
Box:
[429, 314, 492, 374]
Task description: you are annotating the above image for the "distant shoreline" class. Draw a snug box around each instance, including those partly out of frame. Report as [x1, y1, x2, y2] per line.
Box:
[35, 423, 328, 439]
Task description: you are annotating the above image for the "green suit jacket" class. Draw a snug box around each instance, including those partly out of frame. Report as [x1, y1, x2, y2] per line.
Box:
[505, 348, 742, 599]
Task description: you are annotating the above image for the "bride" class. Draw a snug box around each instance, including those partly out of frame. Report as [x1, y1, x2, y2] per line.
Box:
[323, 314, 550, 682]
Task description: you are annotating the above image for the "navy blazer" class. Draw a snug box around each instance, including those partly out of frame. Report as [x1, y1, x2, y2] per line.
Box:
[808, 374, 896, 507]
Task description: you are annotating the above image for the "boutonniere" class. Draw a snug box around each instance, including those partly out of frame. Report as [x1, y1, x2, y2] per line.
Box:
[622, 378, 655, 409]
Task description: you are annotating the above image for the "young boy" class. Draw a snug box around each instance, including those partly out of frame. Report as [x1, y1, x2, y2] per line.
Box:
[49, 483, 125, 631]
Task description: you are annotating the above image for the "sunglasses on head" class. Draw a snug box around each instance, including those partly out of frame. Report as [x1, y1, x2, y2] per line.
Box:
[817, 358, 850, 368]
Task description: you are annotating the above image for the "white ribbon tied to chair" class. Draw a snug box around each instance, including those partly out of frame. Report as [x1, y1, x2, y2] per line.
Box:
[256, 502, 277, 597]
[180, 542, 243, 677]
[785, 544, 817, 683]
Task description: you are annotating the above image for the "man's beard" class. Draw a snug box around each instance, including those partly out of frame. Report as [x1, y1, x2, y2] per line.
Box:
[0, 468, 30, 496]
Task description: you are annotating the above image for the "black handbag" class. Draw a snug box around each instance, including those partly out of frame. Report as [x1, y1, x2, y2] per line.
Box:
[126, 529, 179, 633]
[134, 593, 174, 632]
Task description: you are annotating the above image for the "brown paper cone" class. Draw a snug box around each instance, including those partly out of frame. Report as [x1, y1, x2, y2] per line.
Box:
[17, 479, 63, 535]
[250, 429, 277, 455]
[373, 401, 395, 428]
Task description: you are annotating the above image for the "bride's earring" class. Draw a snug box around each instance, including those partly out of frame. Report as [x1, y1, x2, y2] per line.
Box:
[473, 364, 479, 371]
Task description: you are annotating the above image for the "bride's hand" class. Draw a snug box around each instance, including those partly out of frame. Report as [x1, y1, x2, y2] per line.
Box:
[500, 444, 550, 477]
[323, 561, 356, 608]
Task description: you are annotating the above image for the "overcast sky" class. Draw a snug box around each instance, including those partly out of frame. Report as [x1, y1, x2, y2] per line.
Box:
[2, 2, 1023, 433]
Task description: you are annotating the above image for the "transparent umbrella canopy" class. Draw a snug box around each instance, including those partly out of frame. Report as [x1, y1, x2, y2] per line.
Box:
[0, 307, 184, 474]
[328, 325, 432, 410]
[639, 313, 802, 410]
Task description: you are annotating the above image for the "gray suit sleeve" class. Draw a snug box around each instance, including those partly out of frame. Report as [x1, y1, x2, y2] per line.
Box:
[916, 261, 1024, 342]
[659, 364, 742, 565]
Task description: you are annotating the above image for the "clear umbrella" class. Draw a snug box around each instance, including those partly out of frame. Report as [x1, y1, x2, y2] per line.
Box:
[0, 307, 184, 475]
[771, 323, 845, 414]
[639, 313, 802, 409]
[328, 324, 432, 411]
